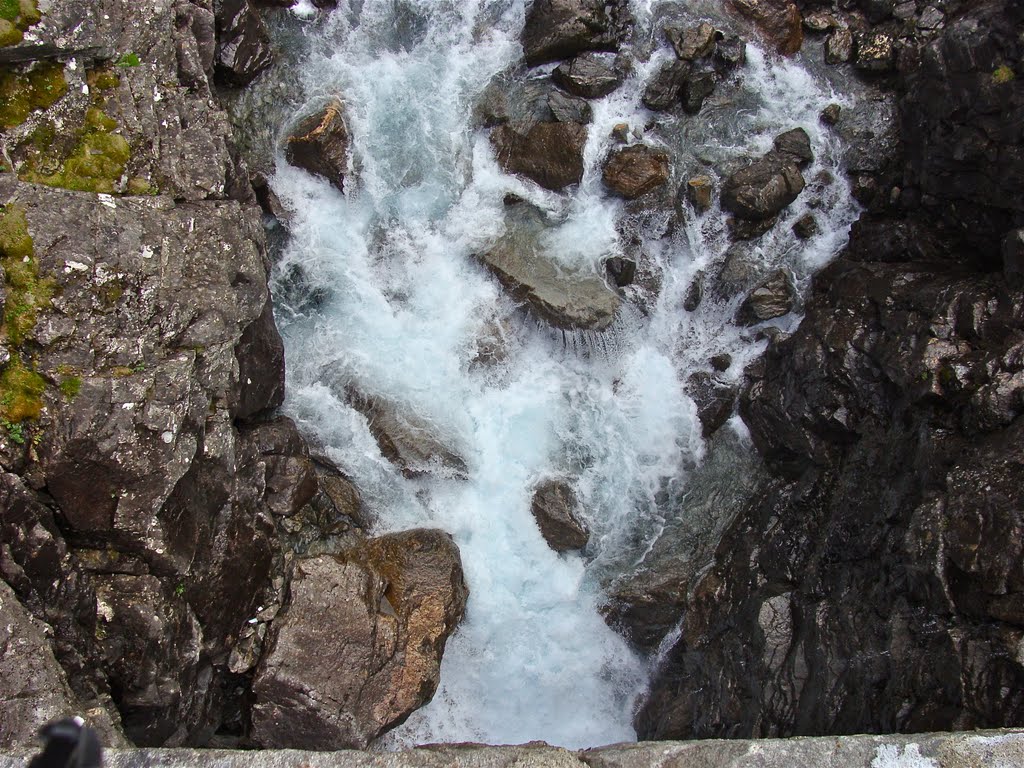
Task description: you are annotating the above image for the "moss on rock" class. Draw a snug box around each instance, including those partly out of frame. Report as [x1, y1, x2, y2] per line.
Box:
[0, 62, 68, 129]
[0, 203, 55, 346]
[0, 357, 45, 421]
[0, 0, 41, 48]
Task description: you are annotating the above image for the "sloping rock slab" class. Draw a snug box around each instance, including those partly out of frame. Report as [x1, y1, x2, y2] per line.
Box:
[477, 215, 620, 330]
[491, 122, 587, 191]
[602, 145, 670, 199]
[251, 530, 468, 749]
[531, 479, 588, 551]
[522, 0, 628, 66]
[347, 391, 469, 479]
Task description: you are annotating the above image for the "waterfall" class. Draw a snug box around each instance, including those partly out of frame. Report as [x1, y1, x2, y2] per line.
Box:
[263, 0, 859, 749]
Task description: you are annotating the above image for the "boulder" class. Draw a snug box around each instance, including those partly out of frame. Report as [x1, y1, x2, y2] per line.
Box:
[642, 60, 690, 111]
[721, 154, 805, 220]
[214, 0, 274, 87]
[686, 176, 714, 212]
[736, 269, 796, 325]
[546, 90, 593, 124]
[521, 0, 628, 66]
[792, 213, 818, 239]
[490, 122, 587, 191]
[665, 22, 717, 61]
[530, 479, 589, 551]
[476, 208, 621, 330]
[285, 97, 350, 192]
[687, 372, 738, 438]
[772, 128, 813, 167]
[682, 71, 716, 114]
[727, 0, 803, 56]
[552, 52, 623, 98]
[251, 530, 468, 749]
[347, 391, 468, 479]
[854, 31, 897, 73]
[602, 145, 670, 199]
[241, 417, 319, 518]
[825, 27, 854, 64]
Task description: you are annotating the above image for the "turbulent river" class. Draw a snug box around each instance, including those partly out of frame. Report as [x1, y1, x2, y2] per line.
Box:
[252, 0, 859, 749]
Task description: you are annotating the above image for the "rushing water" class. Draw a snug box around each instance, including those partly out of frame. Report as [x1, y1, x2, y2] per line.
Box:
[262, 0, 859, 749]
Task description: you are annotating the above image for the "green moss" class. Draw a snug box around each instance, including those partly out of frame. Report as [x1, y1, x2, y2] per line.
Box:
[58, 375, 81, 400]
[0, 0, 38, 46]
[993, 65, 1015, 84]
[0, 62, 67, 129]
[0, 204, 55, 346]
[0, 359, 45, 421]
[85, 106, 117, 131]
[114, 52, 140, 68]
[23, 126, 130, 193]
[88, 67, 121, 92]
[126, 176, 157, 196]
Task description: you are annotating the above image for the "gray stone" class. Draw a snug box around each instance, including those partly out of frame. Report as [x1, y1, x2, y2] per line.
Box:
[721, 155, 805, 220]
[1004, 229, 1024, 288]
[552, 52, 623, 99]
[642, 60, 690, 111]
[490, 122, 587, 191]
[855, 31, 897, 73]
[521, 0, 628, 66]
[825, 28, 854, 64]
[772, 128, 813, 168]
[215, 0, 274, 87]
[736, 269, 796, 325]
[665, 22, 716, 61]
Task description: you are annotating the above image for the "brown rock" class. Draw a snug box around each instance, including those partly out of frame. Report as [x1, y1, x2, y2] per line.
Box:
[285, 97, 350, 192]
[603, 145, 670, 199]
[642, 60, 690, 111]
[772, 127, 813, 168]
[552, 52, 623, 98]
[686, 176, 715, 212]
[251, 530, 468, 749]
[521, 0, 627, 66]
[825, 28, 854, 64]
[491, 122, 587, 191]
[531, 479, 589, 551]
[721, 155, 805, 220]
[727, 0, 803, 56]
[736, 269, 796, 325]
[793, 213, 818, 239]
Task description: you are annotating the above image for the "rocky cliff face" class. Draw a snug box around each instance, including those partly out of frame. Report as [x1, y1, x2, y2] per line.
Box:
[0, 0, 463, 750]
[638, 0, 1024, 740]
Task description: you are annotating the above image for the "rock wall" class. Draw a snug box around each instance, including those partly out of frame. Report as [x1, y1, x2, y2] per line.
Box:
[0, 0, 463, 751]
[638, 0, 1024, 741]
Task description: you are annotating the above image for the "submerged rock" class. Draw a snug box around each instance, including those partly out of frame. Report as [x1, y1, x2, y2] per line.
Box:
[602, 145, 670, 199]
[252, 529, 468, 749]
[347, 391, 469, 480]
[285, 97, 350, 192]
[531, 479, 589, 551]
[490, 121, 587, 191]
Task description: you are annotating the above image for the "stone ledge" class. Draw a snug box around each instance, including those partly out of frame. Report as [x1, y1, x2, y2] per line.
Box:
[2, 730, 1023, 768]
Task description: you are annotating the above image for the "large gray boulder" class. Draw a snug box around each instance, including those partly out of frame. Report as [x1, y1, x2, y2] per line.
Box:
[251, 530, 469, 749]
[476, 208, 620, 330]
[721, 153, 805, 220]
[553, 52, 623, 98]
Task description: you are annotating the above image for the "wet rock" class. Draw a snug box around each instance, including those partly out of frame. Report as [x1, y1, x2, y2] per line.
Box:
[721, 154, 805, 220]
[854, 31, 897, 73]
[214, 0, 274, 87]
[478, 218, 620, 330]
[825, 27, 854, 64]
[521, 0, 628, 66]
[714, 33, 747, 69]
[736, 269, 796, 325]
[685, 176, 714, 212]
[235, 296, 287, 420]
[793, 213, 818, 239]
[642, 60, 690, 111]
[682, 71, 716, 114]
[251, 530, 468, 749]
[552, 52, 623, 98]
[710, 353, 732, 372]
[605, 256, 637, 287]
[602, 145, 670, 199]
[772, 128, 813, 168]
[820, 103, 841, 126]
[491, 122, 587, 191]
[250, 173, 291, 226]
[546, 90, 593, 125]
[347, 391, 469, 480]
[861, 0, 895, 25]
[802, 10, 839, 33]
[688, 372, 737, 438]
[728, 214, 778, 241]
[665, 22, 716, 61]
[683, 276, 704, 312]
[610, 123, 630, 143]
[285, 97, 350, 192]
[530, 479, 589, 551]
[727, 0, 803, 56]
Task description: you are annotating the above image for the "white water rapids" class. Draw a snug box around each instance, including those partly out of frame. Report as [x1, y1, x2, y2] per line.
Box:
[263, 0, 859, 750]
